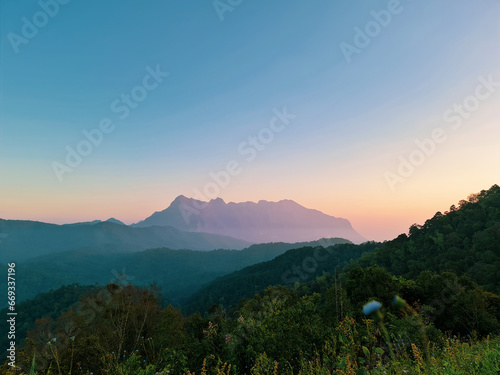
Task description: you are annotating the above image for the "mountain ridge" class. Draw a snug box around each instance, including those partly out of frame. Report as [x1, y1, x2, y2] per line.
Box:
[134, 196, 366, 244]
[0, 219, 251, 263]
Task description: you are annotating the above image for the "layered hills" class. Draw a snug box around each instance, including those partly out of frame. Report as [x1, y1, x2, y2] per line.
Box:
[0, 220, 250, 263]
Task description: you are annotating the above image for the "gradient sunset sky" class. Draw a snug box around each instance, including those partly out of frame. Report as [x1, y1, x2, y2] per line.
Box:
[1, 0, 499, 241]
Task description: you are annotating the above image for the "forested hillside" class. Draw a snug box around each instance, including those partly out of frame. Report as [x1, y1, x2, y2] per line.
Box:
[5, 266, 498, 374]
[183, 242, 378, 315]
[355, 185, 500, 293]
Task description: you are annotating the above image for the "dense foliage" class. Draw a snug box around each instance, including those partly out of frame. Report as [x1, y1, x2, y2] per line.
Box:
[0, 284, 98, 360]
[3, 267, 498, 374]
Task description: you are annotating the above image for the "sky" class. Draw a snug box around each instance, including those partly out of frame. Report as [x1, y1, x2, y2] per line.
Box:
[1, 0, 499, 241]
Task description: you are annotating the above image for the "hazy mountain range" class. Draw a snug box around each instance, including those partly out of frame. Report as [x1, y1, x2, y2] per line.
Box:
[0, 197, 365, 262]
[133, 195, 366, 244]
[0, 219, 250, 263]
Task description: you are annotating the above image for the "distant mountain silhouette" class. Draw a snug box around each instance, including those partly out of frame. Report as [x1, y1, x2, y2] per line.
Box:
[0, 219, 250, 262]
[133, 196, 366, 244]
[67, 217, 126, 226]
[105, 218, 126, 225]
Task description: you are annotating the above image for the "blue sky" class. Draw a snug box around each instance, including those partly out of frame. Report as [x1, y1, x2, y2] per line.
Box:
[1, 0, 499, 240]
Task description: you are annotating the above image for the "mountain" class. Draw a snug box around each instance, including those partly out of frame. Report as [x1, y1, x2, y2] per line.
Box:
[0, 219, 250, 263]
[134, 196, 366, 244]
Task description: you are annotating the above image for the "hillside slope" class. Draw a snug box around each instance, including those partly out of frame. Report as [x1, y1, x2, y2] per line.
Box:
[183, 242, 378, 315]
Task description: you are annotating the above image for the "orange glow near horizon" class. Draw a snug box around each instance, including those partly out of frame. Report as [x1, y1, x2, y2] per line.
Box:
[2, 178, 498, 242]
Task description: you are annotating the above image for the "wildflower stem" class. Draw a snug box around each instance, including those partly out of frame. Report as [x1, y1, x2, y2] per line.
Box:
[49, 343, 62, 375]
[406, 304, 431, 366]
[379, 323, 395, 361]
[69, 340, 75, 375]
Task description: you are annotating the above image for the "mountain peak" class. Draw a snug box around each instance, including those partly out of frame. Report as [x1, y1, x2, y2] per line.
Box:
[172, 194, 191, 203]
[105, 218, 125, 225]
[277, 199, 299, 205]
[168, 195, 201, 209]
[210, 197, 226, 205]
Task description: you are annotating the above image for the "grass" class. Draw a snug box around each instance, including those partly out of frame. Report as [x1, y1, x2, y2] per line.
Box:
[6, 333, 499, 374]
